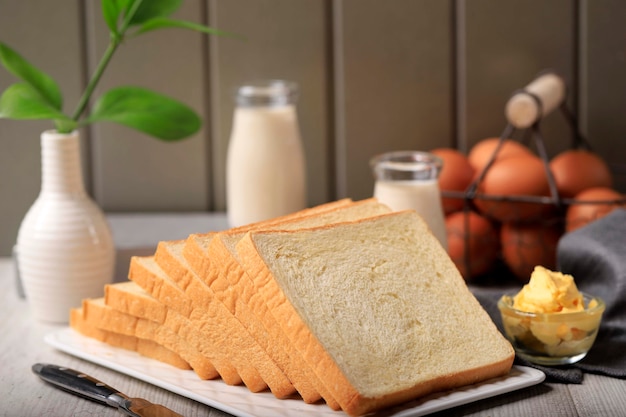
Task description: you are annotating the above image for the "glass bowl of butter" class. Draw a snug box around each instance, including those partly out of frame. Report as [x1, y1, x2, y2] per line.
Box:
[498, 266, 605, 366]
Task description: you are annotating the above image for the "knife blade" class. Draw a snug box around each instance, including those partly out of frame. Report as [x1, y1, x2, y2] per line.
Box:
[32, 363, 183, 417]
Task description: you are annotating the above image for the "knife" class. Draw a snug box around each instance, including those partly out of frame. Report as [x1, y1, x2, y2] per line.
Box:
[32, 363, 183, 417]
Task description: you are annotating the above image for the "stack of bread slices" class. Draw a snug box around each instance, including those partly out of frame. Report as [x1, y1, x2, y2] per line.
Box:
[70, 198, 514, 416]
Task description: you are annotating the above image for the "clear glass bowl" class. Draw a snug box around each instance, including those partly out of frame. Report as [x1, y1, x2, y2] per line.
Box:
[497, 292, 605, 366]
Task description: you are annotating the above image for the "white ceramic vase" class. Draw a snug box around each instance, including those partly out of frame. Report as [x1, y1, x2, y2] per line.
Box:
[16, 130, 115, 323]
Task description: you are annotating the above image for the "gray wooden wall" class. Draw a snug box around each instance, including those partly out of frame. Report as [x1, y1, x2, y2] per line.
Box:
[1, 0, 625, 257]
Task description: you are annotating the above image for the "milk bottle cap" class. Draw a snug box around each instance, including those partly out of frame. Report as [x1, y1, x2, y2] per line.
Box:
[236, 80, 298, 107]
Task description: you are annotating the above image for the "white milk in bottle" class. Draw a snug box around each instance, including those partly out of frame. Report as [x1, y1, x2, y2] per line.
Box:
[226, 80, 307, 227]
[371, 151, 447, 249]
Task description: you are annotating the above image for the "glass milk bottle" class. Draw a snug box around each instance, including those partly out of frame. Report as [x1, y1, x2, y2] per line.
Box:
[226, 80, 307, 227]
[371, 151, 447, 249]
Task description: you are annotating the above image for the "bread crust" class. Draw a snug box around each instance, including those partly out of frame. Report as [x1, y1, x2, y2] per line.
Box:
[182, 198, 391, 409]
[105, 281, 168, 323]
[70, 307, 191, 370]
[80, 299, 211, 375]
[178, 201, 379, 409]
[205, 199, 392, 405]
[129, 256, 244, 386]
[236, 211, 515, 416]
[152, 243, 297, 399]
[237, 232, 357, 411]
[205, 235, 324, 404]
[105, 282, 219, 380]
[343, 358, 513, 416]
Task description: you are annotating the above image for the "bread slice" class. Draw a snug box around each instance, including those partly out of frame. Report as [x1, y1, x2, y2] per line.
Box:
[128, 256, 246, 388]
[228, 197, 355, 233]
[178, 197, 356, 286]
[104, 281, 219, 380]
[179, 198, 391, 409]
[70, 307, 190, 370]
[77, 298, 205, 373]
[236, 210, 515, 416]
[158, 238, 324, 404]
[180, 198, 354, 283]
[150, 243, 297, 399]
[105, 281, 168, 323]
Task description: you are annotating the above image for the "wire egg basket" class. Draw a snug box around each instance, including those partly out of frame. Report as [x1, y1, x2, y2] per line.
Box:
[443, 70, 626, 282]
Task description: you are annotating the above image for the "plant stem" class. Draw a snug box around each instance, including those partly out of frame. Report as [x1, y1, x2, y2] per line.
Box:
[70, 0, 145, 122]
[71, 40, 119, 121]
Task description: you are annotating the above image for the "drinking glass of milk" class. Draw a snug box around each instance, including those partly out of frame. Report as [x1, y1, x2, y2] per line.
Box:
[226, 80, 307, 227]
[371, 151, 447, 249]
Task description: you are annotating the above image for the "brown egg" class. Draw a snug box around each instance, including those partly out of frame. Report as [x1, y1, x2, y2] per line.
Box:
[474, 154, 554, 222]
[565, 187, 625, 232]
[446, 211, 500, 281]
[431, 148, 475, 214]
[549, 149, 613, 198]
[468, 137, 533, 174]
[501, 222, 563, 282]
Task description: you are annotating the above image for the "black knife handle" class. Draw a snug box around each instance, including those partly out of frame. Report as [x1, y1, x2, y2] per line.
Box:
[32, 363, 127, 409]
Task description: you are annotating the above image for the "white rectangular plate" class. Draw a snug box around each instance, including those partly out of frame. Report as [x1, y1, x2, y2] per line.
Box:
[46, 328, 544, 417]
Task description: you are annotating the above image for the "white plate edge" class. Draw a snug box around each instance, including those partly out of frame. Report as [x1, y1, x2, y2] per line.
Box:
[45, 328, 545, 417]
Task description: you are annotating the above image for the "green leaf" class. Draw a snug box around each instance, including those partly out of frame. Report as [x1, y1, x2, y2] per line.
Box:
[0, 83, 70, 121]
[102, 0, 127, 34]
[0, 43, 63, 110]
[88, 86, 200, 141]
[134, 17, 240, 38]
[127, 0, 182, 26]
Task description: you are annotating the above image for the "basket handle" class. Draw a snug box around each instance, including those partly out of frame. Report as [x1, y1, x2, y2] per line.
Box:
[504, 72, 566, 129]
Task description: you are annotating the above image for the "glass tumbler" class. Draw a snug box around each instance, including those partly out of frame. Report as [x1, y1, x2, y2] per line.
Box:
[371, 150, 447, 249]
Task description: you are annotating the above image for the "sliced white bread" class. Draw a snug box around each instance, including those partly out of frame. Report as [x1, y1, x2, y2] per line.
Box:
[236, 210, 514, 416]
[75, 298, 197, 371]
[70, 307, 191, 370]
[104, 281, 219, 380]
[171, 231, 325, 405]
[128, 256, 246, 388]
[105, 281, 168, 322]
[179, 197, 354, 280]
[180, 198, 391, 409]
[152, 241, 297, 399]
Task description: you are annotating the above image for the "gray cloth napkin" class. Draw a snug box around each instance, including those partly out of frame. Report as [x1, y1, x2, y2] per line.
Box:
[471, 208, 626, 384]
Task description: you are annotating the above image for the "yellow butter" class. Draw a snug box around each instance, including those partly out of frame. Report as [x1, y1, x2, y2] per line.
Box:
[513, 266, 584, 314]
